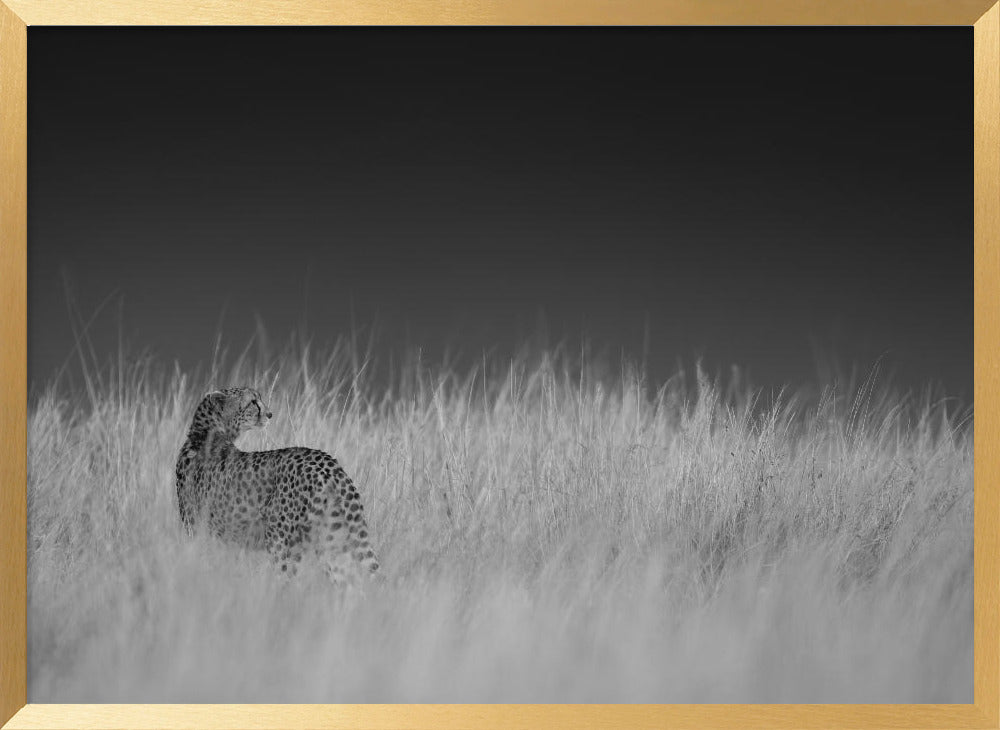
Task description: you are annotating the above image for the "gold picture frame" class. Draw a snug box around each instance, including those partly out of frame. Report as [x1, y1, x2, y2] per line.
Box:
[2, 2, 997, 727]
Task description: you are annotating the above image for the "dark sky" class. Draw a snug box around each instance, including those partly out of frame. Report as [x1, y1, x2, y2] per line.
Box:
[28, 28, 972, 399]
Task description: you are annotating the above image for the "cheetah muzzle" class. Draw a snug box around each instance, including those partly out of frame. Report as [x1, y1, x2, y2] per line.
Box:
[175, 386, 380, 583]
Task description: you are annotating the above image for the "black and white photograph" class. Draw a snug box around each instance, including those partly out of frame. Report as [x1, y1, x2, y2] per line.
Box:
[27, 27, 972, 703]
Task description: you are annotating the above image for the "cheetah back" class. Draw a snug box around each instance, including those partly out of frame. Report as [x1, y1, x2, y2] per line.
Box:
[259, 447, 379, 577]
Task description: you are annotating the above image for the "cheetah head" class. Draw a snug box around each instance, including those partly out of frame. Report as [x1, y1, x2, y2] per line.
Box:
[192, 386, 272, 437]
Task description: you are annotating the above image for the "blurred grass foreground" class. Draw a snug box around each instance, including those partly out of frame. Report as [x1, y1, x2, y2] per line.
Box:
[27, 340, 972, 702]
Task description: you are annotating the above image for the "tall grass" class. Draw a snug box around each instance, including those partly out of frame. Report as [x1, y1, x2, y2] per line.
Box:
[27, 342, 972, 702]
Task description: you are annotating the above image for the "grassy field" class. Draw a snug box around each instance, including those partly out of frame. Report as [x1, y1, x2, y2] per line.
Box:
[27, 343, 973, 702]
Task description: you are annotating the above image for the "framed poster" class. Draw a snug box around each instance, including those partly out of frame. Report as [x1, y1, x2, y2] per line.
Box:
[1, 2, 997, 728]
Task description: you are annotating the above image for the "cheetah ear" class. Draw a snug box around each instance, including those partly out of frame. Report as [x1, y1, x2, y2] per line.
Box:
[202, 390, 225, 402]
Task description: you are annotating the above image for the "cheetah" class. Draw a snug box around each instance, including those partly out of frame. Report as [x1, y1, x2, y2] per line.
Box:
[175, 386, 379, 582]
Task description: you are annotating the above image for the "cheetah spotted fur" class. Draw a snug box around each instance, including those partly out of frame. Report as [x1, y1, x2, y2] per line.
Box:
[175, 386, 379, 582]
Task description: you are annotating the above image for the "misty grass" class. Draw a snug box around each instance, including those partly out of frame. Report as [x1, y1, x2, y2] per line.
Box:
[27, 344, 972, 702]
